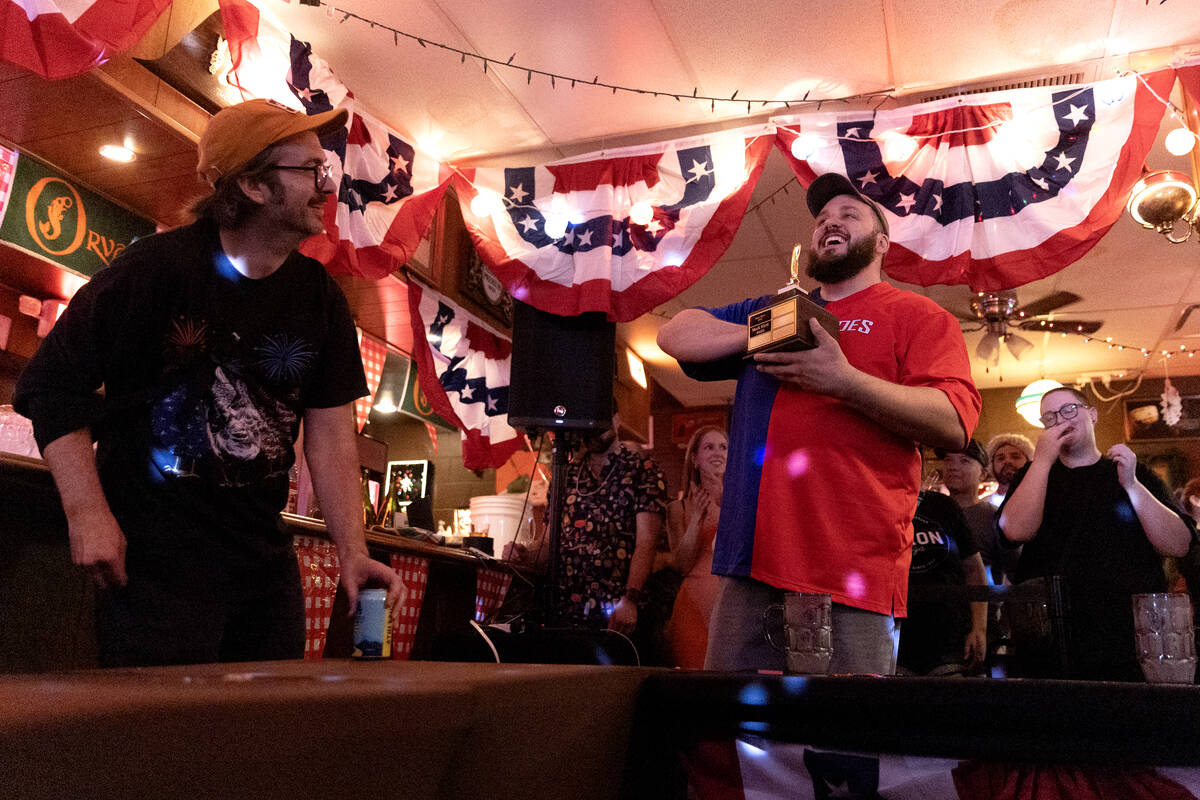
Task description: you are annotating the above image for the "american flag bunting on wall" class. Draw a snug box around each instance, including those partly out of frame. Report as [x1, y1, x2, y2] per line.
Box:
[0, 0, 170, 79]
[454, 127, 773, 322]
[406, 280, 521, 470]
[772, 70, 1175, 290]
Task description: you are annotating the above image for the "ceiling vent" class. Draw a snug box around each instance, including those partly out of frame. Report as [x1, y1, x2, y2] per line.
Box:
[900, 66, 1097, 106]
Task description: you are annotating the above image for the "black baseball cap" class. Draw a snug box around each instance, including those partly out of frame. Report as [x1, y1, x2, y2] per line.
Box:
[806, 173, 890, 236]
[935, 438, 988, 469]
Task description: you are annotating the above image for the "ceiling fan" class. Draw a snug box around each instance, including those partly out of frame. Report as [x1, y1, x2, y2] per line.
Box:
[958, 290, 1104, 365]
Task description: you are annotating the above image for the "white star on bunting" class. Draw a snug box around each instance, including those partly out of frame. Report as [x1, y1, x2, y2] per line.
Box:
[1062, 104, 1090, 126]
[686, 159, 712, 182]
[508, 183, 529, 203]
[1053, 152, 1076, 172]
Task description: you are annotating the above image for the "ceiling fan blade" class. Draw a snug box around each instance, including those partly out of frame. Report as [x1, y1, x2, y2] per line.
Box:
[975, 331, 1001, 364]
[1016, 318, 1103, 335]
[1012, 291, 1081, 319]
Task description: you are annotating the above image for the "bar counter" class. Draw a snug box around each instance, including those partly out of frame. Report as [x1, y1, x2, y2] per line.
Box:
[0, 453, 532, 671]
[4, 660, 1200, 799]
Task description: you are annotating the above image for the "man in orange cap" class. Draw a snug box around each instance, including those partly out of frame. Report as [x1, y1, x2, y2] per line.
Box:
[15, 99, 404, 667]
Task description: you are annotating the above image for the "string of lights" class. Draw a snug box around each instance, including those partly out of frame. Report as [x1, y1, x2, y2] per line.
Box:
[315, 2, 894, 113]
[1076, 331, 1200, 360]
[745, 177, 798, 215]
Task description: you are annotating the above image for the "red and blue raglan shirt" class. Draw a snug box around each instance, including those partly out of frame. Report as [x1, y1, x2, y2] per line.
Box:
[680, 282, 980, 616]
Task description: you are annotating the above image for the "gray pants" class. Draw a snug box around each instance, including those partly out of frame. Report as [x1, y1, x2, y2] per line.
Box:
[703, 575, 899, 675]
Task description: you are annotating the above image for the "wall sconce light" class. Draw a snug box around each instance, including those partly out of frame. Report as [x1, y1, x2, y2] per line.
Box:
[626, 347, 648, 389]
[1127, 170, 1198, 243]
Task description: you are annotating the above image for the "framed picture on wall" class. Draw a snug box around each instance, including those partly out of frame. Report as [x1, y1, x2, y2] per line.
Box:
[460, 247, 513, 326]
[1123, 397, 1200, 441]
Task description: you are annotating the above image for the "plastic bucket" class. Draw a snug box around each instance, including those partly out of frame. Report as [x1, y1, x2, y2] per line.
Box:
[468, 494, 529, 556]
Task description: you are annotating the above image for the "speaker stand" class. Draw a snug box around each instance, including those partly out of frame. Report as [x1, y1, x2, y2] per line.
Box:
[541, 428, 576, 626]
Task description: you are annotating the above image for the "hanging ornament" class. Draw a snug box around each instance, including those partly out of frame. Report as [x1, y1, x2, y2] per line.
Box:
[1161, 376, 1183, 427]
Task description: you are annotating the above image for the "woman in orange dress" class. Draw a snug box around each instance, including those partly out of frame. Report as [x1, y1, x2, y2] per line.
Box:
[666, 425, 727, 668]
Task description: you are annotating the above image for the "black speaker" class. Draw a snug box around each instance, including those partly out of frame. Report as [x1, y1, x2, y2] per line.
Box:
[508, 301, 615, 431]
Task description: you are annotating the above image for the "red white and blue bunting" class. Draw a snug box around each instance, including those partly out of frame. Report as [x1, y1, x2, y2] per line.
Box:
[406, 280, 521, 470]
[774, 71, 1174, 290]
[0, 0, 170, 79]
[217, 0, 452, 279]
[455, 129, 774, 322]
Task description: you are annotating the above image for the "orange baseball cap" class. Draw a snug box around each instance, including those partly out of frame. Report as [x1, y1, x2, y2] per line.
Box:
[197, 98, 348, 185]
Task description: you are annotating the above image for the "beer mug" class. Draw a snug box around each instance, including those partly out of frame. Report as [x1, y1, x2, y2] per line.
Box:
[1132, 592, 1196, 685]
[763, 592, 833, 675]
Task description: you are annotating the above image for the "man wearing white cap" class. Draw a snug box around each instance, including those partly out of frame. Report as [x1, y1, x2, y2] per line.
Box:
[15, 99, 403, 666]
[659, 173, 981, 675]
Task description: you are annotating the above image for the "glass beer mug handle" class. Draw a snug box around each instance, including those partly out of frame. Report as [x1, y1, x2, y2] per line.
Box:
[762, 603, 786, 652]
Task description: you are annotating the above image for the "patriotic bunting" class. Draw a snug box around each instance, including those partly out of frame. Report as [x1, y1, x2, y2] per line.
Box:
[0, 0, 170, 79]
[773, 70, 1175, 290]
[1177, 61, 1200, 120]
[216, 0, 451, 280]
[406, 280, 522, 470]
[455, 127, 773, 322]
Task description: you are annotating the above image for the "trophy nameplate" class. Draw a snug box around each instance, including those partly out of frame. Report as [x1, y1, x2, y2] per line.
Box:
[746, 245, 840, 356]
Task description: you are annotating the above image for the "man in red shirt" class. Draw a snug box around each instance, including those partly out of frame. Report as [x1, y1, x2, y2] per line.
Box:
[658, 173, 981, 674]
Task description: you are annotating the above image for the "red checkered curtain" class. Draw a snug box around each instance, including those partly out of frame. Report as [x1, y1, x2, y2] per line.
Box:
[0, 145, 18, 219]
[293, 535, 340, 660]
[474, 566, 513, 623]
[355, 328, 387, 432]
[388, 554, 430, 660]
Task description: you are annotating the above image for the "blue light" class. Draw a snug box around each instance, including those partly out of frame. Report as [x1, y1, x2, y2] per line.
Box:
[738, 683, 770, 706]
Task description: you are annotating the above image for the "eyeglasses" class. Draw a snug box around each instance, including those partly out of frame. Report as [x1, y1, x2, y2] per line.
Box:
[1039, 402, 1089, 428]
[267, 163, 334, 191]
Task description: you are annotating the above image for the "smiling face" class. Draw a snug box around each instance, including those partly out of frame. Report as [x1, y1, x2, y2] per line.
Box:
[259, 132, 333, 238]
[694, 430, 728, 480]
[806, 194, 887, 284]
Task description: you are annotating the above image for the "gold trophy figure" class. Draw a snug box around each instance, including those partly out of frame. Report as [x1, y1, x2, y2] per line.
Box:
[745, 244, 840, 356]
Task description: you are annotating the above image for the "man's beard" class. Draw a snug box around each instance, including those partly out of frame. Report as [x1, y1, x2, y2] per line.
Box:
[806, 235, 877, 284]
[995, 465, 1020, 486]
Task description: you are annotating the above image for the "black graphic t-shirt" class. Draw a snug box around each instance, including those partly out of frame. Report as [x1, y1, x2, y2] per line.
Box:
[897, 490, 978, 674]
[16, 220, 367, 581]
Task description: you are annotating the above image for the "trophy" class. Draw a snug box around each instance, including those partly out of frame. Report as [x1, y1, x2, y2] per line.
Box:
[746, 245, 840, 356]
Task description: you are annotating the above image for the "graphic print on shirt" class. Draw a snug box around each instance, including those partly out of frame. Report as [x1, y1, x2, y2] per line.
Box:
[909, 507, 957, 574]
[149, 315, 313, 488]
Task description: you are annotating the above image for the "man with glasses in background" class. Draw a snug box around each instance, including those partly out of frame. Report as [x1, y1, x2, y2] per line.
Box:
[15, 99, 403, 667]
[997, 386, 1193, 680]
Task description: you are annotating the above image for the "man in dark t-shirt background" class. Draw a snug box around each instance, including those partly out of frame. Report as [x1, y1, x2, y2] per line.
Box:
[898, 489, 988, 676]
[998, 386, 1194, 681]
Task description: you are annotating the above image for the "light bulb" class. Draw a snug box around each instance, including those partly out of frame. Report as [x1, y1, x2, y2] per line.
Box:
[1165, 126, 1198, 156]
[881, 131, 918, 163]
[469, 189, 502, 218]
[630, 201, 654, 226]
[790, 132, 821, 161]
[543, 213, 568, 239]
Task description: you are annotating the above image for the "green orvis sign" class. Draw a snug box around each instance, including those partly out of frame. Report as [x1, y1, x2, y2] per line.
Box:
[400, 357, 457, 432]
[0, 146, 156, 278]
